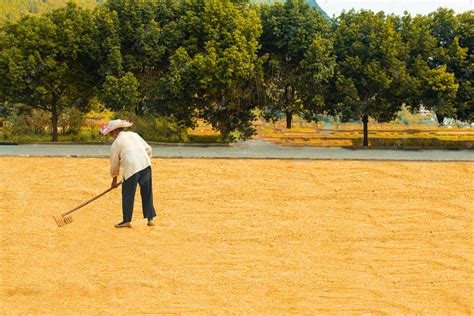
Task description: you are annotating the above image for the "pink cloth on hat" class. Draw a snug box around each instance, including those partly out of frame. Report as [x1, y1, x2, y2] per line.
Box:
[100, 125, 113, 135]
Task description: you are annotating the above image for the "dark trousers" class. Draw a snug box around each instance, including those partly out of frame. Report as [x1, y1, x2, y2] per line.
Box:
[122, 166, 156, 222]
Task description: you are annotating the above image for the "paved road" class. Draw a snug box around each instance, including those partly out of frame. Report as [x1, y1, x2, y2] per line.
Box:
[1, 140, 473, 161]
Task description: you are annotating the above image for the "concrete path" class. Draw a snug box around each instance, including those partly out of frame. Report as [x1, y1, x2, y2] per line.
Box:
[1, 140, 473, 161]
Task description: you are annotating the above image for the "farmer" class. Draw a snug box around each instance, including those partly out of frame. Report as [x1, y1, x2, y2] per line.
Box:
[100, 119, 156, 228]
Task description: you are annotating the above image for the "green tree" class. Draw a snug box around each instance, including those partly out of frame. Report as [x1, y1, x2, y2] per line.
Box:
[427, 9, 472, 123]
[259, 0, 332, 128]
[397, 10, 472, 125]
[330, 10, 409, 146]
[158, 0, 263, 139]
[452, 11, 473, 122]
[0, 3, 121, 141]
[103, 0, 174, 115]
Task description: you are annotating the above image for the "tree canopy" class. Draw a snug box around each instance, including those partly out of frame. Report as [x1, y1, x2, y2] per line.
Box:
[330, 10, 410, 145]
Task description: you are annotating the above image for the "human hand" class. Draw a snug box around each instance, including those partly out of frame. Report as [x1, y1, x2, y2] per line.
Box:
[111, 177, 119, 189]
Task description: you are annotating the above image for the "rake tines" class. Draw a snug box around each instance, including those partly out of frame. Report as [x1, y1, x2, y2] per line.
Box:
[53, 214, 73, 227]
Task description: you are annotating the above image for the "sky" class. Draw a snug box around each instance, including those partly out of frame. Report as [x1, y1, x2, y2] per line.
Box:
[317, 0, 473, 17]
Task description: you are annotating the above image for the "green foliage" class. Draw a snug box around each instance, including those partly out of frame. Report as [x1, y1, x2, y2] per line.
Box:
[105, 0, 166, 72]
[102, 0, 173, 116]
[1, 0, 472, 146]
[330, 10, 410, 145]
[0, 3, 122, 141]
[3, 104, 85, 137]
[58, 107, 85, 135]
[332, 10, 409, 118]
[259, 0, 333, 127]
[447, 12, 473, 123]
[394, 104, 428, 125]
[428, 9, 471, 123]
[422, 65, 459, 118]
[113, 111, 187, 142]
[157, 0, 263, 140]
[456, 11, 474, 55]
[7, 108, 51, 135]
[399, 9, 473, 124]
[101, 72, 140, 112]
[299, 34, 335, 115]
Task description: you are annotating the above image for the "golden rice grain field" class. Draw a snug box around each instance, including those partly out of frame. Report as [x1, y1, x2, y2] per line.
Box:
[1, 157, 473, 314]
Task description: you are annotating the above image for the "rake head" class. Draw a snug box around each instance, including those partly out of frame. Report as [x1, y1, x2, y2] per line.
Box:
[53, 214, 73, 227]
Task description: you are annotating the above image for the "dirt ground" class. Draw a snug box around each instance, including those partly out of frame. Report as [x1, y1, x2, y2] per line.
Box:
[1, 157, 473, 314]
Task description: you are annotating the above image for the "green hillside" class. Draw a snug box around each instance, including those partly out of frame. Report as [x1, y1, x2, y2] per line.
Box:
[0, 0, 101, 23]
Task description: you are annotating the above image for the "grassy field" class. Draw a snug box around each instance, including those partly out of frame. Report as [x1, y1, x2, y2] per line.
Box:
[1, 158, 473, 313]
[254, 118, 474, 148]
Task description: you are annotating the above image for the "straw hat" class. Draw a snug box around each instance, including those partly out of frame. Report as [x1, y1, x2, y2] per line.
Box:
[100, 119, 133, 135]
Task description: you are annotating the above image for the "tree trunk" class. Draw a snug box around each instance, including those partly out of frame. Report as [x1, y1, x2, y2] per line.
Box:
[51, 97, 58, 142]
[436, 112, 445, 126]
[362, 114, 369, 147]
[285, 110, 292, 129]
[135, 102, 143, 116]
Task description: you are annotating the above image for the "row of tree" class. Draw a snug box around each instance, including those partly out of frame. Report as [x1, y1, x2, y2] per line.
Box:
[0, 0, 472, 144]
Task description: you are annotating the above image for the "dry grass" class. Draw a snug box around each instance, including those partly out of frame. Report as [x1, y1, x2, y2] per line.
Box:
[0, 158, 473, 314]
[254, 120, 474, 147]
[185, 118, 474, 147]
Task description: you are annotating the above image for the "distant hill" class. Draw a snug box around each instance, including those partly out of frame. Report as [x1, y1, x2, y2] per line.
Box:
[308, 0, 330, 20]
[0, 0, 101, 23]
[0, 0, 330, 24]
[254, 0, 330, 20]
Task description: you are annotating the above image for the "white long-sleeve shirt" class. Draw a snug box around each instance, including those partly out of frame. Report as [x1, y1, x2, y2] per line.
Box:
[110, 131, 152, 180]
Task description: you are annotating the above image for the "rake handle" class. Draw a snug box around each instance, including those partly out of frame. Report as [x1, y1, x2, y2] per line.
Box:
[62, 181, 122, 216]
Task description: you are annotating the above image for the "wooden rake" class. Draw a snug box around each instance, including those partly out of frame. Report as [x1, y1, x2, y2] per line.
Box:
[53, 182, 122, 227]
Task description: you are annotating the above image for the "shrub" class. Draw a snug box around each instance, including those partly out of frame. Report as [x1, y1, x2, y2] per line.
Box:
[58, 108, 86, 135]
[8, 109, 50, 135]
[113, 111, 187, 142]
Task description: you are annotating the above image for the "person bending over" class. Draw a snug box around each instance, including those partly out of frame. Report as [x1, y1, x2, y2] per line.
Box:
[100, 119, 156, 228]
